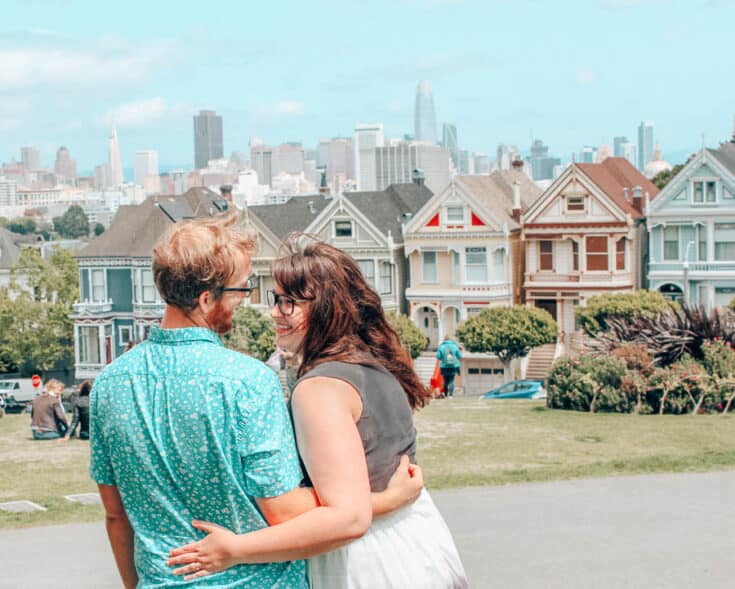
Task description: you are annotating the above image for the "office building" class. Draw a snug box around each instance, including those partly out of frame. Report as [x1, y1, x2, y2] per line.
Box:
[54, 146, 77, 182]
[494, 145, 521, 171]
[579, 145, 596, 164]
[529, 139, 561, 181]
[354, 123, 384, 191]
[21, 147, 40, 171]
[638, 121, 654, 171]
[108, 127, 124, 187]
[375, 141, 451, 194]
[0, 177, 17, 206]
[193, 110, 224, 170]
[135, 150, 160, 194]
[441, 123, 459, 171]
[414, 80, 438, 144]
[473, 152, 490, 175]
[613, 136, 628, 157]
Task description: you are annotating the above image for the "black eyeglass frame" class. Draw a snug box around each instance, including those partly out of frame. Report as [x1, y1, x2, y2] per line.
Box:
[266, 289, 311, 316]
[218, 278, 257, 297]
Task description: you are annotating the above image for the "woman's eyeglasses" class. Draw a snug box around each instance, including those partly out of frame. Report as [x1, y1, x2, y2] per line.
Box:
[266, 289, 310, 316]
[219, 278, 256, 297]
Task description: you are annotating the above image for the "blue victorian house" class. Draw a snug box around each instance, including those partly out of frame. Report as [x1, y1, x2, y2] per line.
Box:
[647, 137, 735, 308]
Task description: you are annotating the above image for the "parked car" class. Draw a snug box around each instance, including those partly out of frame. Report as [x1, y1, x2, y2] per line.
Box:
[0, 379, 38, 413]
[483, 379, 546, 400]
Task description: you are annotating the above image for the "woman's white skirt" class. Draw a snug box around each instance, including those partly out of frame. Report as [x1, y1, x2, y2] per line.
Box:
[308, 489, 469, 589]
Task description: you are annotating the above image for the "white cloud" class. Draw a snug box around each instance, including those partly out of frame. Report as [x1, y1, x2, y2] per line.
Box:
[257, 100, 305, 118]
[0, 41, 173, 89]
[102, 97, 191, 128]
[576, 67, 597, 85]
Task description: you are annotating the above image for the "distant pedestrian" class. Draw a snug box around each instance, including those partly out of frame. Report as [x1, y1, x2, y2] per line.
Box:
[436, 336, 462, 398]
[30, 379, 68, 440]
[60, 380, 91, 441]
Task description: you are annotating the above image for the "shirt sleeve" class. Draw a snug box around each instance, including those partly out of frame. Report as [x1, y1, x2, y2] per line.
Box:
[236, 366, 303, 498]
[89, 377, 116, 485]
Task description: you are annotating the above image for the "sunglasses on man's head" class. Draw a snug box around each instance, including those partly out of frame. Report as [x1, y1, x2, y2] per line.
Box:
[266, 289, 310, 316]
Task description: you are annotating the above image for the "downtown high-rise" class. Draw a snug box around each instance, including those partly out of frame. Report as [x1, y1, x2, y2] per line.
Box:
[193, 110, 224, 170]
[354, 123, 385, 191]
[637, 121, 654, 171]
[414, 80, 438, 144]
[108, 127, 124, 187]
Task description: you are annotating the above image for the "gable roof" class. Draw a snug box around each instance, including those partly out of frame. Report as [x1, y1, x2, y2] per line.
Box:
[345, 183, 433, 244]
[247, 194, 332, 239]
[76, 187, 224, 258]
[457, 170, 542, 230]
[576, 157, 659, 219]
[0, 228, 21, 270]
[707, 144, 735, 175]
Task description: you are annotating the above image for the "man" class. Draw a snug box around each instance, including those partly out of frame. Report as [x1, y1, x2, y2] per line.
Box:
[90, 213, 314, 588]
[436, 336, 462, 398]
[30, 379, 67, 440]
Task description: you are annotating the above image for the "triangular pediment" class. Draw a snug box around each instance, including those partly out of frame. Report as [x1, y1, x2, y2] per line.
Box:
[308, 196, 389, 248]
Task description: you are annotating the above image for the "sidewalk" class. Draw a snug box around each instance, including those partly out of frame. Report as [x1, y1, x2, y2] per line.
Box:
[1, 470, 733, 588]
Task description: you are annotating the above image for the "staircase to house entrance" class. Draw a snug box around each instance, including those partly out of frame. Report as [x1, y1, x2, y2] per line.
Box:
[413, 352, 437, 385]
[525, 344, 557, 381]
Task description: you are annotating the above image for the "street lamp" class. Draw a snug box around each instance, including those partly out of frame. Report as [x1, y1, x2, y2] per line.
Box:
[682, 240, 696, 304]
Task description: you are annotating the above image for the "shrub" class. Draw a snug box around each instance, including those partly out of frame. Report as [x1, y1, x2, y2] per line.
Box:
[547, 354, 627, 412]
[386, 311, 427, 360]
[646, 357, 707, 415]
[576, 291, 673, 336]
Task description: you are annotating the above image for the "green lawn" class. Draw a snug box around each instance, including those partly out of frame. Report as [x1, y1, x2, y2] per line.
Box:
[1, 399, 733, 529]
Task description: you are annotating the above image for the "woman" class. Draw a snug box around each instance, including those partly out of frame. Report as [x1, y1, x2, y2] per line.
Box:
[61, 380, 91, 441]
[168, 235, 467, 588]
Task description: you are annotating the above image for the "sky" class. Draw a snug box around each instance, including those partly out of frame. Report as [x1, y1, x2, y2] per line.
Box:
[2, 0, 734, 172]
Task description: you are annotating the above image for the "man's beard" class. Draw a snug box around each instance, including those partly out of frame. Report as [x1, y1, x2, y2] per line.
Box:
[205, 300, 233, 334]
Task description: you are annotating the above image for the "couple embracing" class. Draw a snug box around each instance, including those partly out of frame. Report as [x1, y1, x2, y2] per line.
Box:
[90, 212, 468, 588]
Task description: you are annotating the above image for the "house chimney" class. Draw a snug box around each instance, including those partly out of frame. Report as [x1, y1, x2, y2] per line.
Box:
[632, 185, 643, 213]
[318, 168, 330, 196]
[623, 187, 630, 201]
[412, 168, 425, 186]
[511, 157, 524, 170]
[308, 200, 316, 214]
[512, 180, 522, 222]
[219, 184, 232, 202]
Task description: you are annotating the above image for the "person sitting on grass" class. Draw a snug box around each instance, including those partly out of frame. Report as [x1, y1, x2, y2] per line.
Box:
[30, 379, 68, 440]
[60, 380, 91, 441]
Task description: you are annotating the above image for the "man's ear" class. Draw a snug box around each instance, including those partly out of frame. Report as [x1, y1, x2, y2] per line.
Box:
[196, 288, 215, 313]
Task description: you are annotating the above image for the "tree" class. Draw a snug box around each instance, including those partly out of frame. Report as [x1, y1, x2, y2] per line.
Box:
[576, 291, 673, 336]
[7, 218, 36, 235]
[53, 205, 90, 238]
[94, 223, 105, 236]
[456, 306, 557, 376]
[0, 216, 8, 228]
[651, 163, 684, 189]
[222, 305, 276, 362]
[0, 247, 79, 376]
[387, 311, 427, 359]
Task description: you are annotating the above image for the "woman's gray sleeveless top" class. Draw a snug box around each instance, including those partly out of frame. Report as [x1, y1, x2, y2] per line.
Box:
[295, 361, 417, 492]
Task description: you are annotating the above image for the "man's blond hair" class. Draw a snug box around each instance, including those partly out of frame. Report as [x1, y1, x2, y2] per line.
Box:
[152, 212, 256, 310]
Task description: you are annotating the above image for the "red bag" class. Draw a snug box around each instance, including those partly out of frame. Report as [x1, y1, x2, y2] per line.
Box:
[430, 360, 444, 398]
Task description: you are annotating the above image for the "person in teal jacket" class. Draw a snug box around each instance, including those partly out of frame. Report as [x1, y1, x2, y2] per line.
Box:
[436, 336, 462, 398]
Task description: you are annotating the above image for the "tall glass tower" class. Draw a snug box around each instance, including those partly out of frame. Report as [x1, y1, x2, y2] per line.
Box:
[637, 121, 654, 171]
[414, 80, 438, 144]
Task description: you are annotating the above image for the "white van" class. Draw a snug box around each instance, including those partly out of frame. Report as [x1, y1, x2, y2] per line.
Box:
[0, 379, 38, 412]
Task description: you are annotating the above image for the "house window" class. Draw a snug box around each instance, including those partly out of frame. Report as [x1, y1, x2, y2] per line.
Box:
[465, 247, 487, 282]
[78, 326, 100, 364]
[616, 238, 626, 271]
[446, 206, 464, 223]
[697, 225, 707, 261]
[493, 250, 505, 281]
[335, 220, 352, 237]
[380, 262, 392, 294]
[539, 241, 553, 271]
[422, 252, 437, 282]
[714, 223, 735, 261]
[91, 269, 105, 302]
[663, 226, 679, 260]
[452, 251, 460, 284]
[572, 240, 579, 271]
[119, 325, 133, 345]
[141, 269, 156, 303]
[566, 195, 585, 213]
[586, 236, 608, 271]
[693, 181, 717, 204]
[357, 260, 375, 286]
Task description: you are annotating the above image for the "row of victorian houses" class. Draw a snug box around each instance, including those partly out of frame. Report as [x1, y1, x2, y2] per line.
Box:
[71, 137, 735, 390]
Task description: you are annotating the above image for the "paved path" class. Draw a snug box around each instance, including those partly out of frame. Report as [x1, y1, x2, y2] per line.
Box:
[1, 470, 733, 588]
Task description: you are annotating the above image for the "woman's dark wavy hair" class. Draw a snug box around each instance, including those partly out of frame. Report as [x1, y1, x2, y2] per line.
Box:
[273, 233, 431, 410]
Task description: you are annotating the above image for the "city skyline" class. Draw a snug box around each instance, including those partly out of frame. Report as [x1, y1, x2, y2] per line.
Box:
[2, 0, 734, 170]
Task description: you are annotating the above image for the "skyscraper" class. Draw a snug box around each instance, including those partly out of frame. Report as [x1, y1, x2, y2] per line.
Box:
[135, 150, 160, 194]
[529, 139, 560, 181]
[579, 145, 596, 164]
[108, 127, 124, 187]
[375, 140, 451, 194]
[21, 146, 40, 171]
[414, 80, 437, 144]
[54, 146, 77, 181]
[193, 110, 224, 170]
[354, 123, 384, 191]
[613, 136, 628, 157]
[637, 121, 654, 171]
[441, 123, 459, 171]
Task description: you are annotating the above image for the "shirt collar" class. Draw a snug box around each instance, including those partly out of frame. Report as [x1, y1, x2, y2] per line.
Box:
[147, 326, 223, 346]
